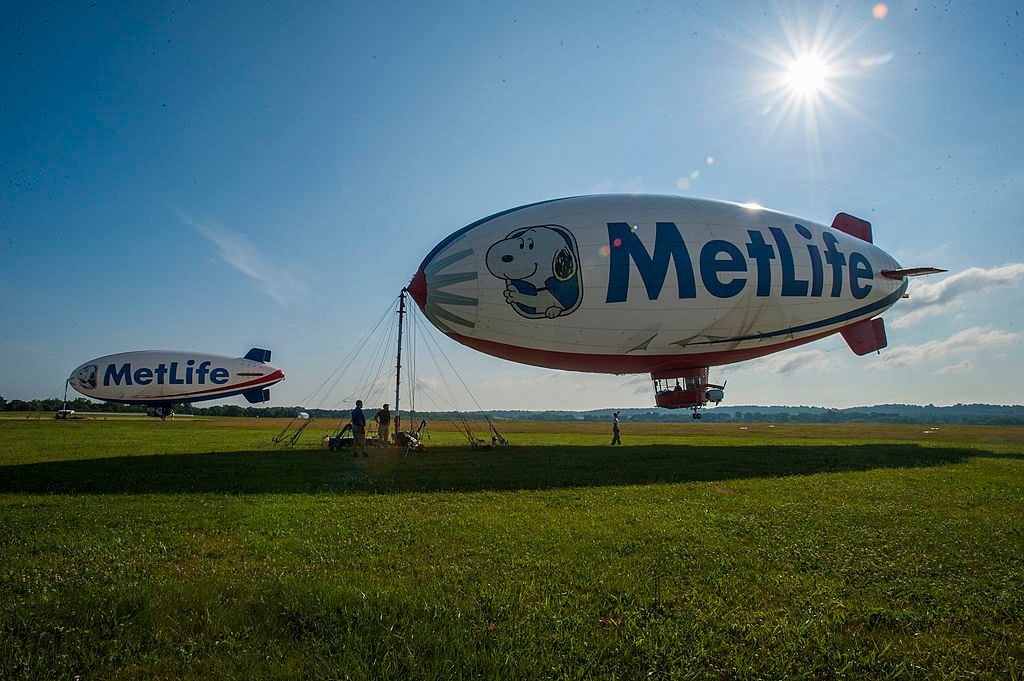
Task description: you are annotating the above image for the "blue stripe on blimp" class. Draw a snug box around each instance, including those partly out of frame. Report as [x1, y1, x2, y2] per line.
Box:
[108, 381, 280, 406]
[691, 279, 908, 346]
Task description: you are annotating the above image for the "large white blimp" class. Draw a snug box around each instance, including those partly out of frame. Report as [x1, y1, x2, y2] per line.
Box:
[68, 348, 284, 415]
[408, 194, 940, 415]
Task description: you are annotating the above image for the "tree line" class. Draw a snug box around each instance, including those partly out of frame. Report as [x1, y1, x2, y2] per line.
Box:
[2, 395, 1022, 425]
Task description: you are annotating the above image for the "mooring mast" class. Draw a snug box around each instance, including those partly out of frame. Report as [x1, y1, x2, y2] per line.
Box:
[394, 288, 407, 441]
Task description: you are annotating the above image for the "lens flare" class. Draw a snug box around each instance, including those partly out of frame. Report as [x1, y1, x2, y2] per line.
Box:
[857, 52, 893, 69]
[872, 3, 888, 20]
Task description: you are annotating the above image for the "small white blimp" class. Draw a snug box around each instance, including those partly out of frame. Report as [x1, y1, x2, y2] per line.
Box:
[68, 348, 284, 417]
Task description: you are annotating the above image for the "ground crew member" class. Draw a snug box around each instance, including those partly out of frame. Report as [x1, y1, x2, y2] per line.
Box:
[374, 403, 391, 447]
[351, 399, 368, 457]
[611, 411, 621, 445]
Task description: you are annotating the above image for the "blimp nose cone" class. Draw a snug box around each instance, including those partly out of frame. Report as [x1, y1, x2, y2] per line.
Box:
[413, 240, 480, 333]
[69, 363, 98, 391]
[408, 268, 427, 309]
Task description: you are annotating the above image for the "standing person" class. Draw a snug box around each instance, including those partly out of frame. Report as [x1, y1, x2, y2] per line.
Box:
[351, 399, 368, 457]
[374, 404, 391, 447]
[611, 411, 622, 445]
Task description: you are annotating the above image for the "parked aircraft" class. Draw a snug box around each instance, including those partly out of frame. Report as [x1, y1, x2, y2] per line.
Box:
[408, 195, 942, 417]
[68, 348, 283, 418]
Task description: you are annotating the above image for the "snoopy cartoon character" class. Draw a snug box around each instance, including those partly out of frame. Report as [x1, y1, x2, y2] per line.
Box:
[70, 364, 97, 391]
[485, 225, 582, 319]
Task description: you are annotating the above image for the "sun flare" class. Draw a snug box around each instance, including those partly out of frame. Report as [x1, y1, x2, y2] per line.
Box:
[784, 55, 832, 95]
[715, 5, 890, 184]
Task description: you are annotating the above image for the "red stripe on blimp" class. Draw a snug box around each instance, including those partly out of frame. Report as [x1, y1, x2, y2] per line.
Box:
[175, 369, 285, 399]
[445, 331, 841, 375]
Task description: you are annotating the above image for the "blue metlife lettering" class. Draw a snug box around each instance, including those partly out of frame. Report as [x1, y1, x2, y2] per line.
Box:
[605, 221, 872, 303]
[103, 359, 230, 387]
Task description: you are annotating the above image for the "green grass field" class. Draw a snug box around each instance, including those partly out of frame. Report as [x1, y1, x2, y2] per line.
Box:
[1, 415, 1022, 679]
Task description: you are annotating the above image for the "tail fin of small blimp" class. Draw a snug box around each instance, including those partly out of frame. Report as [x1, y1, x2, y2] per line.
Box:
[841, 318, 887, 356]
[244, 348, 272, 363]
[243, 387, 271, 404]
[831, 212, 873, 242]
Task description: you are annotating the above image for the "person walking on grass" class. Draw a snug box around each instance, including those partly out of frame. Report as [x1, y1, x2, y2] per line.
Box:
[351, 399, 368, 457]
[611, 411, 622, 445]
[374, 404, 391, 447]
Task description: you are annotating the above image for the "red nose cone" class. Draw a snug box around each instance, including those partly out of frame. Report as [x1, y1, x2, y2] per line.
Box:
[407, 268, 427, 309]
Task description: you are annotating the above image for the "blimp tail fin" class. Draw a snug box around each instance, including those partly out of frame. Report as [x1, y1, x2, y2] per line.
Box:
[831, 212, 872, 243]
[244, 348, 272, 363]
[243, 387, 271, 404]
[841, 318, 887, 356]
[880, 267, 947, 279]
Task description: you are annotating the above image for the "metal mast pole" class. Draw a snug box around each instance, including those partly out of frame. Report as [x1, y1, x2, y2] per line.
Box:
[394, 288, 406, 442]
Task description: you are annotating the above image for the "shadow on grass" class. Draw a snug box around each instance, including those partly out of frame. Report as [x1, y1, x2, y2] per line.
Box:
[0, 443, 1011, 495]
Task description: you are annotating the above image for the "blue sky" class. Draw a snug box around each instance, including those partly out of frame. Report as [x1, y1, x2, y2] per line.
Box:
[2, 1, 1022, 410]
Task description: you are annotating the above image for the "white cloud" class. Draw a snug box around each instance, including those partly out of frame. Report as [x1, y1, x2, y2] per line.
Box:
[892, 263, 1024, 328]
[936, 360, 972, 375]
[868, 326, 1019, 370]
[184, 216, 310, 308]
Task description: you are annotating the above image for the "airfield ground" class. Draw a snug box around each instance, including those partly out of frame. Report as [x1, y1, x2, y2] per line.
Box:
[1, 415, 1022, 679]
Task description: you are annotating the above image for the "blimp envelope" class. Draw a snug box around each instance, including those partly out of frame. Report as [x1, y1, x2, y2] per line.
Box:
[409, 194, 906, 375]
[68, 349, 284, 405]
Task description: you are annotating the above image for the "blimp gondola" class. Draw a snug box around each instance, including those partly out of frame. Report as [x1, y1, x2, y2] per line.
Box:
[408, 194, 942, 417]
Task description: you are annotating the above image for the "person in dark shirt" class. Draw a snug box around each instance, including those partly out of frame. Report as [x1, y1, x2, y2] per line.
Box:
[611, 411, 621, 445]
[374, 404, 391, 447]
[351, 400, 368, 457]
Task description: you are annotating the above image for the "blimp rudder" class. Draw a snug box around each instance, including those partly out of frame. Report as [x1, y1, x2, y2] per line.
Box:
[244, 347, 272, 363]
[243, 387, 272, 404]
[484, 224, 582, 319]
[831, 212, 873, 243]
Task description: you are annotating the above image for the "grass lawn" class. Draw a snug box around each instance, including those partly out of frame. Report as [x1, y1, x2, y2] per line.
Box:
[1, 415, 1022, 679]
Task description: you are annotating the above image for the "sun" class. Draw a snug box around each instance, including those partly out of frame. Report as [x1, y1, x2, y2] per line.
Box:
[784, 54, 832, 95]
[713, 4, 891, 185]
